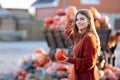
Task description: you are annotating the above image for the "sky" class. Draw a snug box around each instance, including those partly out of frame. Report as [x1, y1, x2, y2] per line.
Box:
[0, 0, 36, 9]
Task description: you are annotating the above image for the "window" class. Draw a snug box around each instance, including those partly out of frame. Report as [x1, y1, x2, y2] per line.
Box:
[81, 0, 100, 5]
[114, 18, 120, 30]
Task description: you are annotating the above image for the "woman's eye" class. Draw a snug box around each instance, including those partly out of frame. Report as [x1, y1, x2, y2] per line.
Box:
[77, 18, 85, 21]
[80, 18, 85, 20]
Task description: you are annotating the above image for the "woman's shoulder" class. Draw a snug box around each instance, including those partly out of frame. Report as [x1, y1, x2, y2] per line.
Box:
[84, 33, 96, 40]
[83, 33, 97, 47]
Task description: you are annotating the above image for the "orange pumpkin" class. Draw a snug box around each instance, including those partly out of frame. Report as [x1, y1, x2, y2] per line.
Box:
[106, 73, 118, 80]
[53, 15, 60, 25]
[94, 19, 101, 28]
[37, 54, 50, 66]
[104, 68, 112, 74]
[65, 6, 77, 18]
[44, 17, 54, 24]
[90, 7, 101, 19]
[56, 9, 66, 16]
[55, 49, 67, 61]
[18, 75, 25, 80]
[35, 48, 46, 55]
[101, 23, 111, 29]
[60, 15, 68, 25]
[100, 16, 109, 24]
[97, 70, 104, 77]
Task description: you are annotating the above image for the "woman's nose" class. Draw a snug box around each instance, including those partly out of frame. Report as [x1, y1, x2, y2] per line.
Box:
[77, 21, 81, 24]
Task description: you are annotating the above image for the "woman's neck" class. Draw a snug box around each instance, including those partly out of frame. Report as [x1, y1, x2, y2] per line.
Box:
[78, 28, 88, 34]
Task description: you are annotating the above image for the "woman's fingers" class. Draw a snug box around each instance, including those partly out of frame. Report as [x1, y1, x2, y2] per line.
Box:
[61, 54, 67, 58]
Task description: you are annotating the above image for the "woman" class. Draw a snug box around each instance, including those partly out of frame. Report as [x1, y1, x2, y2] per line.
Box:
[57, 9, 101, 80]
[107, 30, 120, 66]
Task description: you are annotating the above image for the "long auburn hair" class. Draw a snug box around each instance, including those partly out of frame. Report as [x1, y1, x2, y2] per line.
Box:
[73, 9, 101, 54]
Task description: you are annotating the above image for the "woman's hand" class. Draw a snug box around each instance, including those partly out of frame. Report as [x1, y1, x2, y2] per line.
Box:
[56, 54, 69, 63]
[67, 18, 74, 26]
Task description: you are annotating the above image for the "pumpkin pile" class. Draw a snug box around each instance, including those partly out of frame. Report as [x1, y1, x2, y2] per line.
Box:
[13, 48, 69, 80]
[43, 6, 112, 31]
[43, 6, 77, 30]
[90, 7, 111, 30]
[13, 48, 51, 80]
[97, 63, 120, 80]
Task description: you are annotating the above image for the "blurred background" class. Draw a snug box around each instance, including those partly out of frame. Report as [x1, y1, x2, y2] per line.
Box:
[0, 0, 120, 80]
[0, 0, 120, 41]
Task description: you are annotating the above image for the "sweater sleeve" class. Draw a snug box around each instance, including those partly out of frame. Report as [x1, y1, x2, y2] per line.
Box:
[64, 18, 74, 42]
[68, 35, 98, 71]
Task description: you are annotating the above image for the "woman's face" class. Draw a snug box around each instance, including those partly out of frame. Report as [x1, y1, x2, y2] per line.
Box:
[76, 13, 89, 30]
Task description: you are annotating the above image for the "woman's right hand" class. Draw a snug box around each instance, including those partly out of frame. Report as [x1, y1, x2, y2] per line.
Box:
[56, 54, 69, 63]
[66, 18, 74, 27]
[64, 18, 74, 41]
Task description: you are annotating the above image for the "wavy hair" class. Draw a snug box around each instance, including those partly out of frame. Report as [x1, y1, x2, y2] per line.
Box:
[74, 9, 101, 55]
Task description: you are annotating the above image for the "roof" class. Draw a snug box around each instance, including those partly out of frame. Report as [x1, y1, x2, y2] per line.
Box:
[31, 0, 59, 8]
[0, 8, 29, 19]
[32, 0, 55, 4]
[0, 9, 14, 17]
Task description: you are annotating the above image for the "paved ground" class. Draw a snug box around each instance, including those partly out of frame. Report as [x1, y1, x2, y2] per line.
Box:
[0, 41, 50, 79]
[0, 41, 120, 79]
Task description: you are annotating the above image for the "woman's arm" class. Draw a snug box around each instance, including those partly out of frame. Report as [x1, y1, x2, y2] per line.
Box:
[64, 18, 74, 42]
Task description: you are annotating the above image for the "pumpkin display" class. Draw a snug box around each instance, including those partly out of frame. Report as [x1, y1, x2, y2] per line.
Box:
[21, 70, 28, 77]
[55, 49, 67, 61]
[90, 7, 101, 19]
[55, 24, 60, 30]
[56, 9, 66, 16]
[32, 60, 40, 67]
[44, 17, 54, 24]
[49, 24, 56, 30]
[104, 68, 112, 75]
[60, 15, 68, 25]
[36, 54, 50, 66]
[35, 48, 46, 55]
[106, 73, 118, 80]
[97, 70, 104, 77]
[54, 15, 60, 22]
[43, 23, 49, 29]
[94, 19, 101, 28]
[101, 23, 111, 29]
[100, 16, 109, 24]
[18, 75, 25, 80]
[65, 6, 77, 18]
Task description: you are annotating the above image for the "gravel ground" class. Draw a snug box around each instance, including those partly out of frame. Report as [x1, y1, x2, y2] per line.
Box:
[0, 41, 120, 79]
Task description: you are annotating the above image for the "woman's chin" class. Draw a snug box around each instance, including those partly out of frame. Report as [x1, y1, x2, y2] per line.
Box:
[79, 27, 87, 31]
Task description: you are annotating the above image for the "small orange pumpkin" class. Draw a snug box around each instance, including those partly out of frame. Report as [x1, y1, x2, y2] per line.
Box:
[100, 16, 109, 24]
[35, 48, 46, 55]
[94, 19, 101, 28]
[65, 6, 77, 18]
[55, 49, 67, 61]
[56, 9, 66, 16]
[90, 7, 101, 19]
[44, 17, 54, 24]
